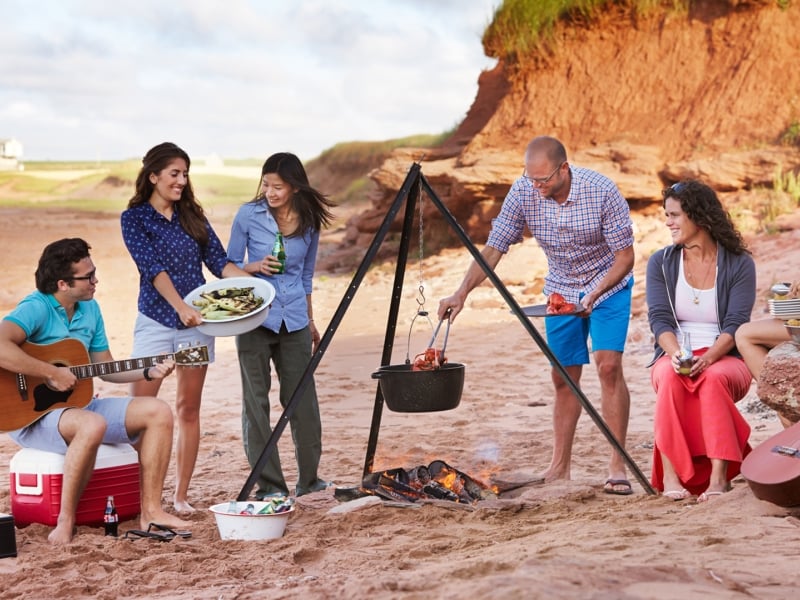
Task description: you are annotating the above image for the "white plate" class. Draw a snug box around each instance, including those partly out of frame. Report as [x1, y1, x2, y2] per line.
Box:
[769, 299, 800, 307]
[183, 277, 275, 337]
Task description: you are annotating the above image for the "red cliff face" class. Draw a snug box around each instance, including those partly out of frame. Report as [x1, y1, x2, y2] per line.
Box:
[322, 1, 800, 271]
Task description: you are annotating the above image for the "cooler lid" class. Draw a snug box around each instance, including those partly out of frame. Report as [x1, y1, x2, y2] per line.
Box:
[9, 443, 137, 473]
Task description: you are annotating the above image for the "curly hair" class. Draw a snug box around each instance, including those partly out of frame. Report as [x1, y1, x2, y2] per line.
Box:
[127, 142, 210, 246]
[35, 238, 91, 294]
[250, 152, 336, 235]
[662, 179, 750, 255]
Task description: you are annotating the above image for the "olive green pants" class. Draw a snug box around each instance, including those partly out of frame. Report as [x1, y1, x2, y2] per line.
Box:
[236, 324, 322, 497]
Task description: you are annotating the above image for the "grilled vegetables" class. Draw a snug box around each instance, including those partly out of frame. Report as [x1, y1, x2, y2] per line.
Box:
[192, 287, 265, 320]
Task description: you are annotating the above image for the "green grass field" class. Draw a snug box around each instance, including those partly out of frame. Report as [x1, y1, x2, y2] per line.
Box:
[0, 161, 262, 212]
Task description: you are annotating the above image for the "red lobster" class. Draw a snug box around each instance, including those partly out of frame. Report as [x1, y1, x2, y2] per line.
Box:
[412, 347, 447, 371]
[546, 292, 578, 315]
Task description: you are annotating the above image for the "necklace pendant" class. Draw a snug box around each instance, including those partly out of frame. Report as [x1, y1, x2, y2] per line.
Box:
[693, 297, 700, 304]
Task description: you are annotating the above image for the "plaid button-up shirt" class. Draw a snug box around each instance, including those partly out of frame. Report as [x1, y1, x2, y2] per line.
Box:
[486, 165, 634, 306]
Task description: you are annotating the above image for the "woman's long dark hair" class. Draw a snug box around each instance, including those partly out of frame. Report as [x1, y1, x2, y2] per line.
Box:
[662, 179, 750, 255]
[251, 152, 335, 235]
[128, 142, 210, 245]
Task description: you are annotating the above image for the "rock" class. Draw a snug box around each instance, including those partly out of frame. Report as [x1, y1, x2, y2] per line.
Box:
[757, 342, 800, 424]
[326, 495, 383, 514]
[661, 147, 800, 192]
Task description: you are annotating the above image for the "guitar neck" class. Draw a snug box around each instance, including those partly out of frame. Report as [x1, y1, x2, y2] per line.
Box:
[70, 353, 173, 380]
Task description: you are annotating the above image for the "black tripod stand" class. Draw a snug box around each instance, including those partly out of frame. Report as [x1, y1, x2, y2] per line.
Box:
[237, 162, 655, 500]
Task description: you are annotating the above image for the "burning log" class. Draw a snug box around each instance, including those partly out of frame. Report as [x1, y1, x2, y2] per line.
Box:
[352, 460, 499, 505]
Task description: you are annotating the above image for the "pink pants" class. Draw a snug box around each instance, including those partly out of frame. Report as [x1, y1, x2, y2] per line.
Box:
[650, 350, 753, 495]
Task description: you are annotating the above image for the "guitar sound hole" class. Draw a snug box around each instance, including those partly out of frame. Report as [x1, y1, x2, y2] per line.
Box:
[33, 362, 74, 412]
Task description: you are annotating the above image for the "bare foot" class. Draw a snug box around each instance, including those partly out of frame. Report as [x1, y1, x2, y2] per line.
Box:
[140, 510, 192, 530]
[538, 469, 570, 483]
[173, 499, 196, 514]
[47, 524, 75, 545]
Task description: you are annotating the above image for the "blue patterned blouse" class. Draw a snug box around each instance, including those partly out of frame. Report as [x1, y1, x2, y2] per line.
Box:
[121, 203, 231, 329]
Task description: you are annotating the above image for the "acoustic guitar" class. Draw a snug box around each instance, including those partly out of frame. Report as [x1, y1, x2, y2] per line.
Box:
[740, 421, 800, 507]
[0, 338, 209, 432]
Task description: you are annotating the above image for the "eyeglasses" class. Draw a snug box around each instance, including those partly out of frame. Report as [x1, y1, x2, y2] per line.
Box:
[67, 269, 97, 282]
[523, 162, 565, 185]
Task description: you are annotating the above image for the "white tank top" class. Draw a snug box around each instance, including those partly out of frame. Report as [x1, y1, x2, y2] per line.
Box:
[676, 258, 719, 350]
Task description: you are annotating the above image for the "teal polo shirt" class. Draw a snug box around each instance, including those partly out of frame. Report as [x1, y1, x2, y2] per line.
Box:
[4, 290, 110, 353]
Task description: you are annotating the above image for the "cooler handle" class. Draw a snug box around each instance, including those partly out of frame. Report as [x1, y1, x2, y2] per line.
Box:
[14, 472, 43, 495]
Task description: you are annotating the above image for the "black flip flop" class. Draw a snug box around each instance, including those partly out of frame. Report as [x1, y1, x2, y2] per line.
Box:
[123, 528, 174, 542]
[603, 478, 634, 496]
[148, 522, 192, 539]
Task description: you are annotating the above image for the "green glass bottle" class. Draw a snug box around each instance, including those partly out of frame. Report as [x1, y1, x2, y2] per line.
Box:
[272, 232, 286, 274]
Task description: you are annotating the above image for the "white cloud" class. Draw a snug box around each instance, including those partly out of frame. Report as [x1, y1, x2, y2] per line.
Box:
[0, 0, 498, 161]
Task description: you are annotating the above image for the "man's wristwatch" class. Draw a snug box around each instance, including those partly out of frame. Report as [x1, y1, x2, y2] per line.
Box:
[143, 367, 153, 381]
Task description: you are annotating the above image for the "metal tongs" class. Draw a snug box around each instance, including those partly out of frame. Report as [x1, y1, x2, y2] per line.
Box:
[426, 310, 452, 360]
[405, 308, 451, 365]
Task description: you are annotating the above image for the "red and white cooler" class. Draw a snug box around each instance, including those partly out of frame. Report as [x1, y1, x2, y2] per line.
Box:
[9, 443, 140, 527]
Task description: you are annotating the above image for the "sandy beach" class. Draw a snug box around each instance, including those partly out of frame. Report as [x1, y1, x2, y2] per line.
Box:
[0, 203, 798, 600]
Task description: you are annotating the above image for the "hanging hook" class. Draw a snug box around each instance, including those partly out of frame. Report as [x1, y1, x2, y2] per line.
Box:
[416, 284, 427, 316]
[415, 176, 427, 316]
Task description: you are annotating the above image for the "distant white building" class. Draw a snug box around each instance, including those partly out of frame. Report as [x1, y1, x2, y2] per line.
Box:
[0, 138, 23, 171]
[1, 138, 23, 158]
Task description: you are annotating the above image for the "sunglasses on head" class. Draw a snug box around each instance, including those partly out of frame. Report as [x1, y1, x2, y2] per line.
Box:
[662, 182, 685, 197]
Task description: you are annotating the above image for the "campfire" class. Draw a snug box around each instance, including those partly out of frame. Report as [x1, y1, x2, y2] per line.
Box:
[356, 460, 498, 505]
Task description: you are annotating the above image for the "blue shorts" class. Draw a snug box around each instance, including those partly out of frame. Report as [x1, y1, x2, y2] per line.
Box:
[544, 278, 633, 367]
[9, 396, 135, 453]
[132, 312, 215, 363]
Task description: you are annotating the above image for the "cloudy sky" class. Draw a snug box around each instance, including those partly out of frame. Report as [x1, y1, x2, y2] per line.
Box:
[1, 0, 499, 162]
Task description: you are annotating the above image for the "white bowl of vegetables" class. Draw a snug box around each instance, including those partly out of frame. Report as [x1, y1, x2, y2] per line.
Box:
[183, 277, 275, 337]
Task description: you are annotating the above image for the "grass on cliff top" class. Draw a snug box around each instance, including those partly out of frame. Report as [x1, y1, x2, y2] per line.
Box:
[314, 133, 449, 163]
[483, 0, 682, 62]
[482, 0, 794, 65]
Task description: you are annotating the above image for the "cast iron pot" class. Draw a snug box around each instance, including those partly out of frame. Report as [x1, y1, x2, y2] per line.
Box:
[371, 362, 465, 412]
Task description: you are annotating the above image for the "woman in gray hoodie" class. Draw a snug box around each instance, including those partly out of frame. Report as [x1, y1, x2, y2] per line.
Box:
[646, 180, 756, 503]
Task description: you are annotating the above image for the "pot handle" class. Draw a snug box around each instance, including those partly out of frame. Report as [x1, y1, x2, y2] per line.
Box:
[405, 310, 435, 364]
[371, 370, 383, 380]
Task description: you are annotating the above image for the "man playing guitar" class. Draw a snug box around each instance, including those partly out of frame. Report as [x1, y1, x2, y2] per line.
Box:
[0, 238, 191, 544]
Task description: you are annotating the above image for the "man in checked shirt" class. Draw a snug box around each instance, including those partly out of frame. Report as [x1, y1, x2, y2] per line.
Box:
[439, 136, 636, 495]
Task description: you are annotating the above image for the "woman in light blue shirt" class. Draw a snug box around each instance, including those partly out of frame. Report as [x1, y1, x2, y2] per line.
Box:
[228, 152, 335, 498]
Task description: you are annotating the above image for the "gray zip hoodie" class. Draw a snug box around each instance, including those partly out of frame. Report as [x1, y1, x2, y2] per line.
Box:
[645, 243, 756, 366]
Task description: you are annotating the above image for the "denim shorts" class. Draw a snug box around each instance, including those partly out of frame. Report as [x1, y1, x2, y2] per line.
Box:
[544, 278, 633, 367]
[9, 396, 135, 453]
[132, 312, 215, 363]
